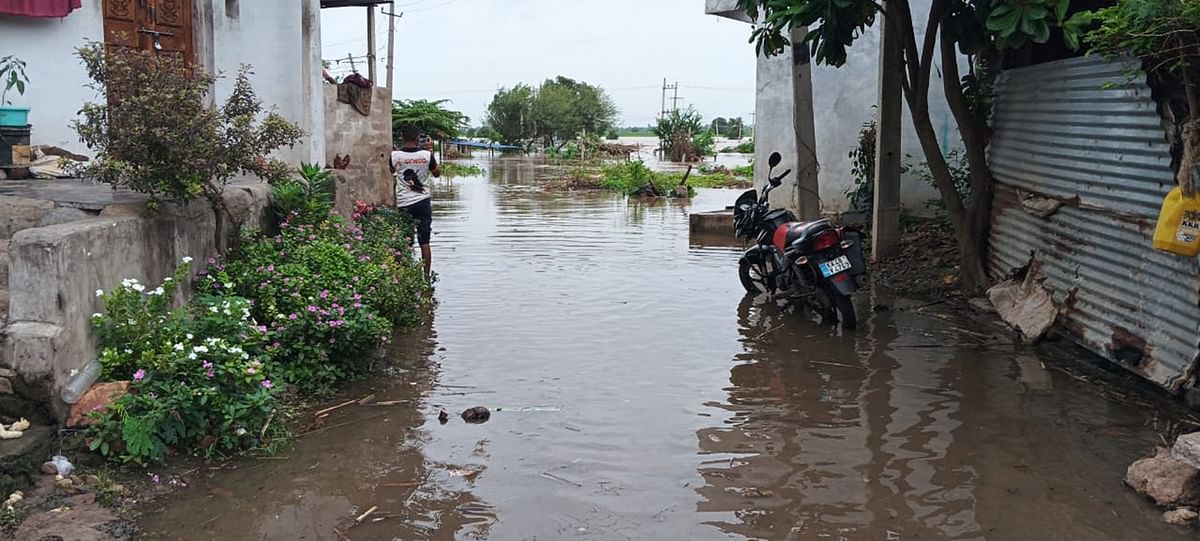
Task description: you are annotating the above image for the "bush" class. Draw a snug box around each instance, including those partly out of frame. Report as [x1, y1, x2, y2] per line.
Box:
[198, 206, 425, 390]
[441, 163, 485, 178]
[88, 263, 283, 465]
[270, 163, 335, 226]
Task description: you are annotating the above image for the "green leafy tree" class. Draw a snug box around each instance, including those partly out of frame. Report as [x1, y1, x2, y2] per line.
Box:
[73, 43, 303, 251]
[485, 78, 618, 148]
[391, 99, 469, 146]
[654, 106, 712, 162]
[1086, 0, 1200, 194]
[738, 0, 1091, 293]
[484, 84, 536, 145]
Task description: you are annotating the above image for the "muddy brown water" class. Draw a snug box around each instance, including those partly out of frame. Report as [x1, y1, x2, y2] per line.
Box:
[140, 158, 1186, 540]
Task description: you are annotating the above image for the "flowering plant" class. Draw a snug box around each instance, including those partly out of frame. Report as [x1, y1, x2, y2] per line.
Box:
[88, 259, 283, 464]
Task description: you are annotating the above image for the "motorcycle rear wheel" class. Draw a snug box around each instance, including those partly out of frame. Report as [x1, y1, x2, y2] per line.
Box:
[814, 285, 857, 329]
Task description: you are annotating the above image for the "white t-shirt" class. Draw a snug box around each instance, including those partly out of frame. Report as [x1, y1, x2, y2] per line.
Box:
[391, 148, 437, 207]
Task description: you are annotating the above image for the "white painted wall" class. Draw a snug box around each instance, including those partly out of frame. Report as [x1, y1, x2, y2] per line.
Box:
[0, 4, 105, 150]
[708, 0, 958, 215]
[0, 0, 323, 163]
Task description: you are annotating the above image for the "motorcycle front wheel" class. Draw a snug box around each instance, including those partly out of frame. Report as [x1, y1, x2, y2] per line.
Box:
[738, 259, 771, 293]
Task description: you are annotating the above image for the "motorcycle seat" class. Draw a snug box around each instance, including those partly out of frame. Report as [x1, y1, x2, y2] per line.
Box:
[785, 219, 834, 246]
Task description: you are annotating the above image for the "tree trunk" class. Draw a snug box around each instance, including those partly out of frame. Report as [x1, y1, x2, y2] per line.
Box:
[940, 33, 993, 293]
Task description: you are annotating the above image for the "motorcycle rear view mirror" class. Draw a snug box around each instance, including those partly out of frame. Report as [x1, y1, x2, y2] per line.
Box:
[768, 152, 782, 169]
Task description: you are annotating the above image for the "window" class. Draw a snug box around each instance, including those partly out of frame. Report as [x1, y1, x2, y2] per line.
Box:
[225, 0, 239, 19]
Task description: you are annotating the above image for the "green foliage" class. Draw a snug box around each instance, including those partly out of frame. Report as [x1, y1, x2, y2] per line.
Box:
[732, 163, 754, 178]
[73, 43, 303, 211]
[199, 205, 426, 390]
[441, 162, 485, 178]
[845, 118, 877, 215]
[485, 77, 618, 148]
[710, 117, 747, 138]
[0, 55, 28, 105]
[270, 163, 335, 226]
[720, 139, 755, 154]
[910, 151, 971, 210]
[1085, 0, 1199, 82]
[391, 99, 469, 145]
[88, 263, 283, 465]
[599, 161, 676, 195]
[654, 106, 710, 162]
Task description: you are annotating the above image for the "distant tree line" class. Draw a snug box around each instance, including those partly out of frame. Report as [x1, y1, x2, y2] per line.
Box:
[484, 76, 618, 149]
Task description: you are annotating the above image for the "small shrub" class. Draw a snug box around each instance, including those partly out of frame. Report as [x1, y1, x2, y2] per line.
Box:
[732, 164, 754, 178]
[270, 163, 335, 226]
[88, 262, 284, 465]
[845, 118, 877, 216]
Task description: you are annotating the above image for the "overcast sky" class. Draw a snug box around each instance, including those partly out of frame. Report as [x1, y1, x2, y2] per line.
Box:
[320, 0, 757, 128]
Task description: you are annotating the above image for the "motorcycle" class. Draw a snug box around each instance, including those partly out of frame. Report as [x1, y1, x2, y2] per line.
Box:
[732, 152, 869, 328]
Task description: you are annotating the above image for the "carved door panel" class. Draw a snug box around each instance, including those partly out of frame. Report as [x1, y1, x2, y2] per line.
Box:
[102, 0, 194, 63]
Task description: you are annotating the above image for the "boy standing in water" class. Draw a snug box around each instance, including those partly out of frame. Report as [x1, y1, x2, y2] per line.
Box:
[390, 125, 441, 280]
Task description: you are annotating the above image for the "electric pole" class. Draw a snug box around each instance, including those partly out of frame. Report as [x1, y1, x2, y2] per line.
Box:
[385, 6, 398, 93]
[670, 82, 681, 113]
[661, 79, 679, 117]
[366, 6, 377, 83]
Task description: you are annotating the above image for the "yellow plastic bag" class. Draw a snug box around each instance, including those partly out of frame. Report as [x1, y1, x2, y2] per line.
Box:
[1153, 186, 1200, 257]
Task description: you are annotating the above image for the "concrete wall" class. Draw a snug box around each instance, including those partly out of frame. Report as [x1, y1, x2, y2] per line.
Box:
[0, 0, 324, 162]
[1, 185, 271, 421]
[707, 0, 954, 214]
[324, 85, 394, 215]
[0, 4, 105, 150]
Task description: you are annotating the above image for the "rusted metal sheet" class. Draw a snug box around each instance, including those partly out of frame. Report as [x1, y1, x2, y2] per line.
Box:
[988, 56, 1200, 392]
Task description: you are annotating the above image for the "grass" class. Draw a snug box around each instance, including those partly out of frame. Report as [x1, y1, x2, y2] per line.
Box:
[718, 140, 755, 154]
[441, 162, 485, 178]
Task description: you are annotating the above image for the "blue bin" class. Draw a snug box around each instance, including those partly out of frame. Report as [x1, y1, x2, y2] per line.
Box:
[0, 106, 30, 127]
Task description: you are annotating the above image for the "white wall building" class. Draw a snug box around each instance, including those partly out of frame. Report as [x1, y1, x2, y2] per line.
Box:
[0, 0, 325, 164]
[706, 0, 952, 215]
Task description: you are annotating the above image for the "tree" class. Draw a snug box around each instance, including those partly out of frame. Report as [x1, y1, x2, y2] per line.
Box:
[711, 116, 746, 138]
[655, 106, 714, 162]
[391, 99, 469, 146]
[738, 0, 1091, 293]
[73, 43, 303, 251]
[1086, 0, 1200, 195]
[485, 84, 535, 145]
[484, 77, 618, 149]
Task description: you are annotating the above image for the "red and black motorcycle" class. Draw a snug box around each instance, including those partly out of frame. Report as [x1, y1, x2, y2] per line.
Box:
[733, 152, 869, 328]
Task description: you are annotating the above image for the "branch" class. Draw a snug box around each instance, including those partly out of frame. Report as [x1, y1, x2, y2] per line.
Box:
[894, 0, 922, 94]
[916, 0, 949, 102]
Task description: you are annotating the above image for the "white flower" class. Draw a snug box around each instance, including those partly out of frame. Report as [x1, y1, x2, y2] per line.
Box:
[150, 286, 165, 296]
[95, 289, 104, 297]
[186, 333, 194, 340]
[124, 348, 132, 354]
[235, 428, 247, 436]
[241, 352, 250, 360]
[224, 283, 233, 290]
[92, 313, 102, 319]
[209, 306, 219, 313]
[69, 368, 79, 377]
[187, 352, 197, 360]
[223, 309, 231, 316]
[173, 343, 184, 351]
[121, 278, 136, 287]
[163, 277, 173, 282]
[181, 256, 194, 263]
[131, 283, 145, 293]
[193, 345, 209, 354]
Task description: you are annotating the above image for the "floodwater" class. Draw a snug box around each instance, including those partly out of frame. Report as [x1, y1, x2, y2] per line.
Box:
[141, 157, 1185, 540]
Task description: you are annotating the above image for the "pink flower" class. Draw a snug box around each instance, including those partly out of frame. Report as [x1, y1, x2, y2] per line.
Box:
[206, 369, 215, 378]
[319, 290, 330, 299]
[261, 380, 273, 389]
[307, 305, 318, 313]
[288, 313, 298, 320]
[353, 293, 362, 301]
[353, 302, 362, 309]
[267, 265, 275, 272]
[202, 361, 214, 369]
[133, 369, 146, 381]
[247, 367, 257, 375]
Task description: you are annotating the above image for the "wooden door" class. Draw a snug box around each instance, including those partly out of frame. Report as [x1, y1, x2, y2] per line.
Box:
[102, 0, 194, 63]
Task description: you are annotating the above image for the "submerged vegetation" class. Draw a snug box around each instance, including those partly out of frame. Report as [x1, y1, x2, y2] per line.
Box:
[441, 162, 485, 178]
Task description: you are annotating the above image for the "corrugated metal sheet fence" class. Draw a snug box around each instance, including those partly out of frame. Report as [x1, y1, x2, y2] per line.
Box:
[988, 55, 1200, 392]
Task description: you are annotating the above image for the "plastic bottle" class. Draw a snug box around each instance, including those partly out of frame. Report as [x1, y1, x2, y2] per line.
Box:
[61, 359, 102, 404]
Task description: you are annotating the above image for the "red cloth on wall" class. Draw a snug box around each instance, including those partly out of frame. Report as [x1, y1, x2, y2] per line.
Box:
[0, 0, 82, 18]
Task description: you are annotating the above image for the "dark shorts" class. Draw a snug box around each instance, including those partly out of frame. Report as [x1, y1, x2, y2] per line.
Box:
[400, 198, 432, 245]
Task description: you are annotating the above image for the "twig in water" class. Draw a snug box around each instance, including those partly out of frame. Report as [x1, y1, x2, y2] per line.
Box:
[356, 505, 378, 523]
[357, 393, 377, 405]
[754, 324, 785, 340]
[314, 399, 357, 417]
[332, 527, 351, 541]
[300, 412, 388, 438]
[541, 472, 583, 487]
[200, 514, 220, 527]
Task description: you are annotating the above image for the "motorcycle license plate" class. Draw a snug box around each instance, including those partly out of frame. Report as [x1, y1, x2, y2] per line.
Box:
[819, 255, 852, 277]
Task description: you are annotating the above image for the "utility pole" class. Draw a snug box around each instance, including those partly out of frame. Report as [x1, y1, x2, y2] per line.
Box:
[366, 6, 377, 83]
[661, 79, 679, 117]
[660, 78, 668, 119]
[384, 6, 400, 93]
[670, 82, 681, 113]
[872, 13, 903, 262]
[346, 52, 357, 74]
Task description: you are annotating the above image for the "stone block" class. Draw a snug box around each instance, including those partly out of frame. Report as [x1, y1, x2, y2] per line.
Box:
[1174, 432, 1200, 470]
[0, 378, 10, 395]
[0, 238, 9, 286]
[0, 196, 54, 239]
[1127, 446, 1200, 507]
[37, 206, 96, 228]
[66, 381, 129, 428]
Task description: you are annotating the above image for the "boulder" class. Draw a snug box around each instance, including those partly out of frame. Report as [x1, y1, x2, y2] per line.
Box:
[1173, 432, 1200, 470]
[1127, 447, 1200, 507]
[66, 381, 129, 428]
